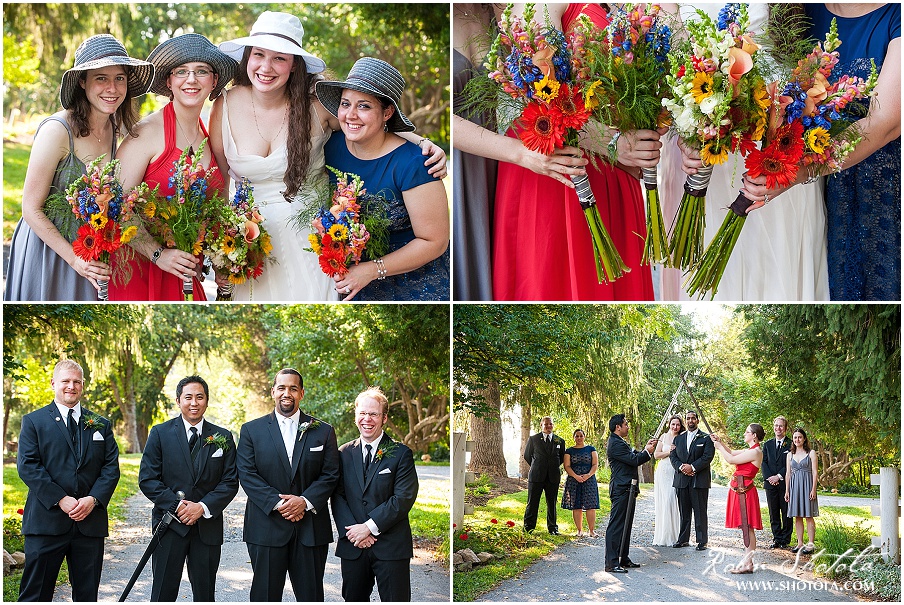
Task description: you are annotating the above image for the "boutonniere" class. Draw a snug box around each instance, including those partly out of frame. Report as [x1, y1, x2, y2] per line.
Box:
[82, 412, 105, 431]
[297, 419, 321, 441]
[374, 441, 399, 462]
[203, 433, 230, 452]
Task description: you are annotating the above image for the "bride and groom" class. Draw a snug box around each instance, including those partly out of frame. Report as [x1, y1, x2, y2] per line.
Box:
[653, 411, 715, 549]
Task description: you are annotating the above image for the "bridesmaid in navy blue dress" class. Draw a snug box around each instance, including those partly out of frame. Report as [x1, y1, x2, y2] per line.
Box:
[562, 429, 600, 537]
[316, 57, 449, 301]
[805, 3, 901, 300]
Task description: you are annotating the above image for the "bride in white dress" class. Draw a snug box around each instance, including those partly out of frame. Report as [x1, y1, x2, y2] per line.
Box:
[652, 416, 684, 546]
[659, 3, 829, 301]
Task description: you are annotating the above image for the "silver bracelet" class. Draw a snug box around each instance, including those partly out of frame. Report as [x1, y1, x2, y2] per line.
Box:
[373, 258, 387, 280]
[803, 164, 820, 185]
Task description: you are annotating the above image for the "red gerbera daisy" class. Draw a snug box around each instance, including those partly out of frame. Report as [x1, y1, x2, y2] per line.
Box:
[72, 224, 102, 261]
[98, 222, 122, 253]
[319, 250, 347, 277]
[745, 147, 798, 189]
[517, 101, 566, 155]
[769, 120, 805, 163]
[553, 83, 591, 130]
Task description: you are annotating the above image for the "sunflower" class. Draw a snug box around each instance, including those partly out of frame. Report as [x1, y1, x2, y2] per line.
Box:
[746, 147, 798, 189]
[533, 73, 560, 104]
[192, 237, 204, 256]
[72, 224, 102, 261]
[307, 233, 321, 255]
[753, 82, 771, 109]
[222, 235, 237, 255]
[691, 71, 715, 104]
[89, 213, 108, 230]
[751, 110, 768, 141]
[120, 225, 138, 244]
[517, 102, 565, 155]
[583, 80, 603, 110]
[260, 232, 273, 255]
[805, 127, 830, 155]
[143, 200, 157, 218]
[700, 140, 729, 165]
[328, 223, 349, 242]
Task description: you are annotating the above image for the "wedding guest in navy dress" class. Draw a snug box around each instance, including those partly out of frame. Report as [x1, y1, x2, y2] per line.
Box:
[561, 429, 600, 537]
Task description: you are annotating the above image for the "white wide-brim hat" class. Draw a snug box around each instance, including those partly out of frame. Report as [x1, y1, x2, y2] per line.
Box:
[218, 11, 325, 74]
[59, 34, 154, 109]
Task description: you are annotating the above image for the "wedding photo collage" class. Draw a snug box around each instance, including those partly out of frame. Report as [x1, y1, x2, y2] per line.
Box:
[1, 1, 901, 603]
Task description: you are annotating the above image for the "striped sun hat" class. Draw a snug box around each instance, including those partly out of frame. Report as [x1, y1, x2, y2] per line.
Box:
[146, 33, 237, 100]
[315, 57, 415, 133]
[59, 34, 153, 109]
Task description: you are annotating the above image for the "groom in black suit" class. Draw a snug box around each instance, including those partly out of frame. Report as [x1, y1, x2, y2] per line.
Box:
[138, 375, 239, 601]
[669, 410, 715, 550]
[16, 360, 120, 602]
[522, 416, 566, 534]
[332, 387, 419, 601]
[237, 368, 340, 601]
[605, 414, 657, 573]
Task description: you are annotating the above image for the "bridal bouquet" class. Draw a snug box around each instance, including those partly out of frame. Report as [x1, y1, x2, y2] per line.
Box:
[46, 155, 138, 300]
[476, 2, 628, 284]
[307, 167, 388, 278]
[203, 177, 274, 300]
[134, 140, 217, 300]
[571, 3, 673, 266]
[662, 3, 769, 270]
[686, 17, 878, 298]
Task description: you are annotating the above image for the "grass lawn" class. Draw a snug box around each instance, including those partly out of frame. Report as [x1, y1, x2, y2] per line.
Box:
[3, 454, 142, 600]
[410, 463, 450, 549]
[452, 484, 615, 602]
[3, 141, 29, 243]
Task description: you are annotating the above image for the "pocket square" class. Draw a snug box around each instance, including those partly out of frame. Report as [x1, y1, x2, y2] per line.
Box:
[92, 431, 104, 441]
[696, 443, 704, 447]
[378, 468, 392, 475]
[310, 445, 324, 452]
[211, 448, 224, 458]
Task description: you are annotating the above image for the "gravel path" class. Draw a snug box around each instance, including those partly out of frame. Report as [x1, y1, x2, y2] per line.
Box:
[52, 466, 450, 602]
[476, 486, 874, 602]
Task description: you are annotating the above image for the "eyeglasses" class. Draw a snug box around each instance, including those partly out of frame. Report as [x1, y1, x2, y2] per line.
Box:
[171, 68, 213, 79]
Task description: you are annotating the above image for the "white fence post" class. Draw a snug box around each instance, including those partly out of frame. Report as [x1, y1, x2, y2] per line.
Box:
[869, 467, 901, 564]
[453, 432, 475, 529]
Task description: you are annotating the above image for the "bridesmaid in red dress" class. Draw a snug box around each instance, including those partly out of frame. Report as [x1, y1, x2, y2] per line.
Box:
[492, 3, 663, 301]
[111, 34, 236, 300]
[712, 423, 766, 574]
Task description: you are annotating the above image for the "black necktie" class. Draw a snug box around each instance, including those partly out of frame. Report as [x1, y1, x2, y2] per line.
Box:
[364, 444, 373, 479]
[68, 409, 78, 447]
[189, 427, 200, 462]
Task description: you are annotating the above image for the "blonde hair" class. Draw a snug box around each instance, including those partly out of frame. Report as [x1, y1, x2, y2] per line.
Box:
[53, 359, 84, 379]
[355, 386, 388, 415]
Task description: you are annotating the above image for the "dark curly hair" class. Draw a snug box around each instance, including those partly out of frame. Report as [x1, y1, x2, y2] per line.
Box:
[234, 47, 324, 201]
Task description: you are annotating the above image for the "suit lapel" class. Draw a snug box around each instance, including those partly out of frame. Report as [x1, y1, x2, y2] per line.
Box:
[171, 418, 194, 474]
[351, 439, 366, 492]
[364, 435, 391, 491]
[195, 421, 216, 482]
[267, 412, 293, 477]
[48, 403, 79, 459]
[78, 408, 92, 466]
[291, 413, 310, 478]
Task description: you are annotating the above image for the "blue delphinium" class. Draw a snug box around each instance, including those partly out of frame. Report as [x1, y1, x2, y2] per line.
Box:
[782, 82, 808, 123]
[717, 3, 742, 30]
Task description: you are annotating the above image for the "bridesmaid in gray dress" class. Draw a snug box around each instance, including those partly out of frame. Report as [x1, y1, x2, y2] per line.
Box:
[4, 34, 152, 301]
[785, 427, 820, 554]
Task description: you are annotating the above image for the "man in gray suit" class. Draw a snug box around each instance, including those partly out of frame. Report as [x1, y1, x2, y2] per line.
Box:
[522, 416, 566, 535]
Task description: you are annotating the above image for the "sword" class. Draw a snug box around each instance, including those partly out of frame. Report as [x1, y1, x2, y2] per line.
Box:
[680, 374, 713, 434]
[617, 478, 638, 565]
[731, 474, 752, 548]
[649, 372, 687, 442]
[119, 490, 185, 601]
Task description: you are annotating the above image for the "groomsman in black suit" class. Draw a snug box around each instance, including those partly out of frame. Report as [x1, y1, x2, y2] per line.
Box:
[605, 414, 657, 573]
[670, 410, 716, 550]
[237, 368, 340, 601]
[16, 360, 120, 601]
[332, 387, 419, 601]
[138, 375, 239, 601]
[762, 415, 793, 549]
[522, 416, 566, 534]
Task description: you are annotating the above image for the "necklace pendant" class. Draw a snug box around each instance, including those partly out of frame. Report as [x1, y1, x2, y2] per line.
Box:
[187, 146, 194, 158]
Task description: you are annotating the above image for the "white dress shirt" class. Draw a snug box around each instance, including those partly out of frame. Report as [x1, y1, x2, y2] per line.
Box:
[180, 416, 211, 518]
[360, 431, 386, 536]
[55, 401, 81, 427]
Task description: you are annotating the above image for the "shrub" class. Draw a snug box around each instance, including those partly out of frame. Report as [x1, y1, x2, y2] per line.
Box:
[813, 513, 875, 579]
[850, 560, 901, 601]
[2, 515, 24, 553]
[453, 518, 530, 555]
[465, 474, 496, 499]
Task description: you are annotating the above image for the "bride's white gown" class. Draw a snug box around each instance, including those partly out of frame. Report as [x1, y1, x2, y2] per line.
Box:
[659, 3, 829, 301]
[652, 433, 680, 546]
[220, 89, 338, 301]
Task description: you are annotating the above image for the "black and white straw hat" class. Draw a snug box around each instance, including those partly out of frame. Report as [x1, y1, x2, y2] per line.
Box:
[218, 11, 325, 74]
[147, 33, 237, 100]
[59, 34, 154, 109]
[315, 57, 416, 133]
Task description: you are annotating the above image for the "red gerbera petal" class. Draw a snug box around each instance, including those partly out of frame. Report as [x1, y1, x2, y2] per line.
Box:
[99, 223, 122, 253]
[517, 102, 566, 155]
[771, 121, 805, 163]
[553, 83, 591, 130]
[319, 250, 348, 277]
[72, 224, 102, 261]
[745, 147, 799, 189]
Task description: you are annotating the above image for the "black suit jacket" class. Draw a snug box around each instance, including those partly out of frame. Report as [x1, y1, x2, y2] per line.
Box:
[237, 411, 340, 548]
[331, 435, 419, 561]
[138, 416, 239, 545]
[670, 430, 715, 489]
[606, 434, 652, 494]
[17, 403, 120, 537]
[761, 437, 792, 485]
[523, 432, 566, 483]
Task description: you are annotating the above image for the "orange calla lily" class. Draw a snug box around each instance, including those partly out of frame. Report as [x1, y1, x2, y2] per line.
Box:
[250, 209, 264, 223]
[727, 47, 753, 88]
[804, 72, 830, 116]
[94, 192, 112, 215]
[532, 45, 555, 79]
[740, 34, 760, 55]
[243, 220, 260, 242]
[766, 81, 793, 131]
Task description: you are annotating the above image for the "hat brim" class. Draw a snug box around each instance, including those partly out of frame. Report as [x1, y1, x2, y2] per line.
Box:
[218, 35, 325, 73]
[315, 81, 416, 133]
[59, 56, 154, 110]
[147, 35, 238, 101]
